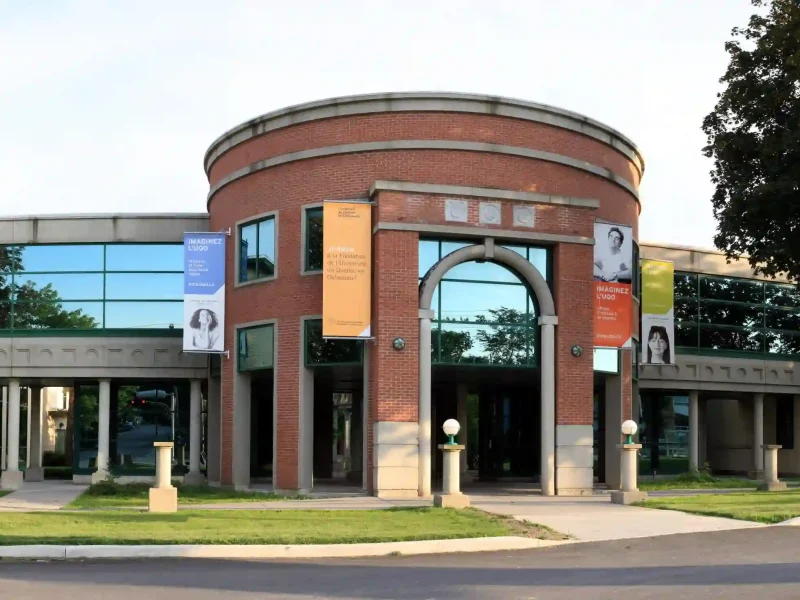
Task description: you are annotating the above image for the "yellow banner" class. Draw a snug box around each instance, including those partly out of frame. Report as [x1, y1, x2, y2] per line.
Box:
[322, 202, 372, 338]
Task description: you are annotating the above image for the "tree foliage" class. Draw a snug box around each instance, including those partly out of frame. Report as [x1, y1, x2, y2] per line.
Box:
[702, 0, 800, 279]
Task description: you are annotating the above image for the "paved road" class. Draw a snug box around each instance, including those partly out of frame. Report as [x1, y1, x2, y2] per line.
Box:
[1, 528, 800, 599]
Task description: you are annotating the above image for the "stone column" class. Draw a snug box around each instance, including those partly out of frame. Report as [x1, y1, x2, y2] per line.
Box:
[298, 355, 314, 494]
[418, 309, 434, 497]
[149, 442, 177, 512]
[456, 384, 468, 475]
[538, 316, 557, 496]
[232, 369, 251, 491]
[752, 393, 764, 478]
[1, 386, 7, 472]
[362, 342, 370, 492]
[1, 381, 22, 489]
[610, 443, 647, 504]
[92, 379, 111, 483]
[758, 445, 787, 491]
[689, 391, 699, 471]
[433, 445, 469, 508]
[206, 376, 221, 485]
[25, 386, 44, 482]
[184, 380, 205, 486]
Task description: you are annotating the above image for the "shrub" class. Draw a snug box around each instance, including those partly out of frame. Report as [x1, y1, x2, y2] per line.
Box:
[42, 451, 67, 467]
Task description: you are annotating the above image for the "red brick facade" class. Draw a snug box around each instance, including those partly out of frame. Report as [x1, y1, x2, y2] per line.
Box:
[206, 93, 642, 490]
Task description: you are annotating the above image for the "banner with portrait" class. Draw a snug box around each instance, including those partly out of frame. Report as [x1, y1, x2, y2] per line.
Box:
[322, 201, 372, 338]
[593, 222, 633, 348]
[641, 259, 675, 365]
[183, 232, 226, 353]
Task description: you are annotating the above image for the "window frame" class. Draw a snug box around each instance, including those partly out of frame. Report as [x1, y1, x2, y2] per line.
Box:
[235, 211, 278, 287]
[237, 321, 276, 372]
[301, 204, 324, 275]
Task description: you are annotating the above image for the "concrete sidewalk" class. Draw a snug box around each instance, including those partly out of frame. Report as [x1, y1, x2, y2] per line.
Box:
[469, 492, 763, 542]
[0, 481, 87, 512]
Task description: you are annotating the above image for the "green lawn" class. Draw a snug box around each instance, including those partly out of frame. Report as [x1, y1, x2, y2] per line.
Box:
[639, 476, 756, 491]
[0, 491, 10, 499]
[0, 508, 559, 545]
[68, 482, 294, 509]
[642, 489, 800, 524]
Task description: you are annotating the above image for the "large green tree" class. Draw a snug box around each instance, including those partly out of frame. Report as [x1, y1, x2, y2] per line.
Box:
[703, 0, 800, 279]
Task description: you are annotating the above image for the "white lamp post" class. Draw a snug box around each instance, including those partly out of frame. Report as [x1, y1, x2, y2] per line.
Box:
[610, 420, 647, 505]
[433, 419, 469, 508]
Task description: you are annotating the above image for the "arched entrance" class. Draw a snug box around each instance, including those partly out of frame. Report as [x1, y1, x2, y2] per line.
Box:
[418, 238, 557, 495]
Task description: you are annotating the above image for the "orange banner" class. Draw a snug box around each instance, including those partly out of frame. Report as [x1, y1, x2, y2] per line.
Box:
[322, 202, 372, 338]
[594, 282, 632, 348]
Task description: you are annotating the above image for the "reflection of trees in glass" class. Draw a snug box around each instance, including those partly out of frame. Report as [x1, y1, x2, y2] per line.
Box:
[699, 326, 763, 352]
[699, 301, 763, 328]
[0, 246, 99, 330]
[306, 320, 361, 364]
[433, 329, 473, 363]
[766, 284, 800, 308]
[77, 390, 99, 440]
[306, 208, 323, 271]
[474, 308, 529, 366]
[674, 274, 698, 298]
[700, 276, 763, 304]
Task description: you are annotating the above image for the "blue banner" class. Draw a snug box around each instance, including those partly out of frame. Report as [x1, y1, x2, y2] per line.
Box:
[183, 232, 226, 352]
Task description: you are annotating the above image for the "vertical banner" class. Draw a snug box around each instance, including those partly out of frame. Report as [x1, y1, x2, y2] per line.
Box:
[323, 201, 372, 338]
[593, 222, 633, 348]
[641, 259, 675, 365]
[183, 232, 226, 353]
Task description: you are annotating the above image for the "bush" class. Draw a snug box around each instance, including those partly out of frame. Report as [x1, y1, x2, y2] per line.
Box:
[84, 477, 149, 497]
[673, 463, 716, 484]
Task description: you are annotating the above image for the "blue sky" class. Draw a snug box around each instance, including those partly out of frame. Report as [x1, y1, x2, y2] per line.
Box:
[0, 0, 757, 248]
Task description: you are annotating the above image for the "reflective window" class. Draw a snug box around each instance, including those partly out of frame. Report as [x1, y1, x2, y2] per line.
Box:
[305, 319, 362, 365]
[304, 207, 323, 272]
[105, 302, 182, 329]
[593, 348, 619, 373]
[419, 239, 549, 368]
[106, 244, 183, 272]
[16, 245, 104, 272]
[0, 243, 183, 334]
[105, 273, 183, 300]
[238, 324, 275, 371]
[673, 270, 800, 358]
[239, 217, 275, 282]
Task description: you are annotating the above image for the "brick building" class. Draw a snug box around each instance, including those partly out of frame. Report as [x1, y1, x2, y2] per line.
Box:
[2, 93, 797, 494]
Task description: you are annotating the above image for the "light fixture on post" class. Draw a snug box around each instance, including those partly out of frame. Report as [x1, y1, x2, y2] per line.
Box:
[621, 420, 638, 444]
[442, 418, 460, 445]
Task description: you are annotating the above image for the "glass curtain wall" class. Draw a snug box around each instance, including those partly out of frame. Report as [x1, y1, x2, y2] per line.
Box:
[674, 272, 800, 358]
[0, 244, 183, 334]
[418, 240, 550, 367]
[638, 391, 689, 475]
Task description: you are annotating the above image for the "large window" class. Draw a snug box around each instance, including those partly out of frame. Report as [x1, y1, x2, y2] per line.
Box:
[304, 207, 323, 272]
[238, 324, 275, 372]
[305, 319, 362, 366]
[239, 216, 276, 283]
[419, 240, 550, 367]
[0, 244, 183, 334]
[674, 272, 800, 358]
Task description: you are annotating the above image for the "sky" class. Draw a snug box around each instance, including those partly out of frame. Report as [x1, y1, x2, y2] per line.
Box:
[0, 0, 758, 249]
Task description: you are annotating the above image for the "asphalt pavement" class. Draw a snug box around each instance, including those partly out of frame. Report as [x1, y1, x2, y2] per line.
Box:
[1, 528, 799, 599]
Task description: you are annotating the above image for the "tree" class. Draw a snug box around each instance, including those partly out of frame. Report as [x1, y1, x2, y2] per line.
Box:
[703, 0, 800, 279]
[474, 308, 531, 365]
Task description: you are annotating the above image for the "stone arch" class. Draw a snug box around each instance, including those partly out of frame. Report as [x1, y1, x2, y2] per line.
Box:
[417, 238, 558, 496]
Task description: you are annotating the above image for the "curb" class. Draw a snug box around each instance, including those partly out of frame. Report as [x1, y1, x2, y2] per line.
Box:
[0, 536, 567, 560]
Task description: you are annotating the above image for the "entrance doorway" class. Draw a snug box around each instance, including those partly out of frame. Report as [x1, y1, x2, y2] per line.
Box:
[250, 371, 273, 480]
[432, 366, 539, 484]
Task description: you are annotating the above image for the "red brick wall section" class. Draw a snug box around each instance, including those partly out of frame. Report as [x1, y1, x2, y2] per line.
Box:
[208, 113, 641, 191]
[554, 243, 595, 426]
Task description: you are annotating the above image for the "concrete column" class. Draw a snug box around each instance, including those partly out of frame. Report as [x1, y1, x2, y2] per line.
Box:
[604, 373, 623, 489]
[456, 384, 468, 475]
[298, 359, 314, 493]
[418, 310, 434, 497]
[538, 317, 557, 496]
[753, 393, 764, 477]
[232, 369, 251, 490]
[149, 442, 177, 513]
[362, 342, 370, 491]
[433, 445, 469, 508]
[611, 443, 647, 504]
[184, 380, 204, 486]
[206, 376, 221, 485]
[92, 379, 111, 483]
[759, 445, 788, 491]
[1, 386, 7, 472]
[1, 381, 22, 489]
[25, 386, 44, 482]
[689, 391, 699, 471]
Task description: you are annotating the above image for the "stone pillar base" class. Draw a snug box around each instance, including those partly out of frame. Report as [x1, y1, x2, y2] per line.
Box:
[758, 481, 788, 492]
[434, 493, 470, 509]
[24, 467, 44, 482]
[0, 470, 23, 490]
[183, 471, 206, 487]
[610, 490, 647, 505]
[91, 470, 110, 484]
[149, 487, 178, 513]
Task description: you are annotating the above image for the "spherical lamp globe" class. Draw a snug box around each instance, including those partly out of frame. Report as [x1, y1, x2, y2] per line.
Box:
[442, 419, 460, 445]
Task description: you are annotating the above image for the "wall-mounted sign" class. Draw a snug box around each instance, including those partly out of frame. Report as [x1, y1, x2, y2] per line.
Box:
[322, 201, 372, 338]
[593, 222, 633, 348]
[183, 232, 226, 353]
[641, 259, 675, 365]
